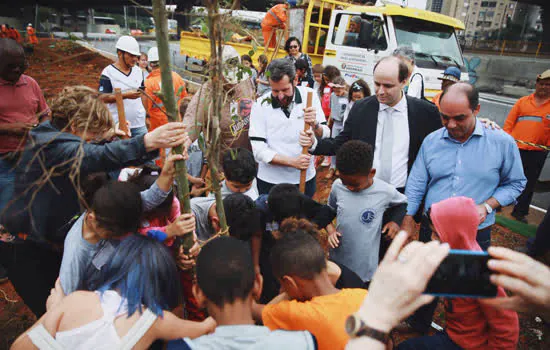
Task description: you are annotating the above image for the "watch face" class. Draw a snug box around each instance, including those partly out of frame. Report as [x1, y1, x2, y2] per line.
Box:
[345, 314, 358, 335]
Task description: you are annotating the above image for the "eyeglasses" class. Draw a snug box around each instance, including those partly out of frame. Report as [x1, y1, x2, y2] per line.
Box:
[289, 45, 299, 49]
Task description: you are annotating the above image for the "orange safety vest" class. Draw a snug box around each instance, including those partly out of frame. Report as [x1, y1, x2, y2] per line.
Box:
[261, 4, 287, 48]
[503, 93, 550, 151]
[27, 26, 38, 44]
[144, 69, 188, 132]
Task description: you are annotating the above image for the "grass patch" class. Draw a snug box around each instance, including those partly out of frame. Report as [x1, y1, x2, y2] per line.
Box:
[496, 214, 538, 238]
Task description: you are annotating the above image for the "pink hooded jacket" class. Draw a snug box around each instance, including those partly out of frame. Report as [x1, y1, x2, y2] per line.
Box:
[430, 197, 519, 350]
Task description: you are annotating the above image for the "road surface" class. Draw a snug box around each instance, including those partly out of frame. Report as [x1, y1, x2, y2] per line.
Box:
[83, 38, 550, 212]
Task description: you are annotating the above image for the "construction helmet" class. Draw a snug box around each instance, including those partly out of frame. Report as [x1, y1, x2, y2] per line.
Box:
[116, 35, 141, 56]
[147, 47, 159, 62]
[28, 23, 33, 27]
[221, 45, 242, 85]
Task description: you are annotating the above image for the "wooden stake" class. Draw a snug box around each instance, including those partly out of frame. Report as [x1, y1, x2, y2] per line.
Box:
[299, 91, 313, 193]
[114, 88, 129, 139]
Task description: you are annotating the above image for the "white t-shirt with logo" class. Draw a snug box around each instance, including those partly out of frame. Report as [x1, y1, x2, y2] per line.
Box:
[99, 64, 146, 128]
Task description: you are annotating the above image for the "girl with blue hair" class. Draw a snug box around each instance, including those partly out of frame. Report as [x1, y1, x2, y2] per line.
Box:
[12, 234, 216, 349]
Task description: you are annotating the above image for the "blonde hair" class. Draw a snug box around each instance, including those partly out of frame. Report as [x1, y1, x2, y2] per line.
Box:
[51, 86, 114, 135]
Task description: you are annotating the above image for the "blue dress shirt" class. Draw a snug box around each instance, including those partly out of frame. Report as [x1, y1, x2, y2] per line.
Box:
[405, 119, 526, 229]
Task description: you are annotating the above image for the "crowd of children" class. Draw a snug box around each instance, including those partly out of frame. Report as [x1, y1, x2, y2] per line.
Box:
[3, 37, 550, 350]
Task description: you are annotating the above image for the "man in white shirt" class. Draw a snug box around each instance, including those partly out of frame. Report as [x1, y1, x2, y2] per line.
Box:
[249, 58, 329, 197]
[393, 46, 425, 100]
[99, 36, 148, 138]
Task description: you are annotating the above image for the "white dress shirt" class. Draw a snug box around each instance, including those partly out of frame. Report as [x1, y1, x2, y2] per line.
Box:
[249, 86, 330, 184]
[373, 93, 410, 188]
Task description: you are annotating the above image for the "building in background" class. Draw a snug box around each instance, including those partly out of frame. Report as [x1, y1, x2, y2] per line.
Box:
[425, 0, 542, 42]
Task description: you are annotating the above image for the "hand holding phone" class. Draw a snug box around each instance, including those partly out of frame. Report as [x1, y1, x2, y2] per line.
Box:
[424, 249, 497, 298]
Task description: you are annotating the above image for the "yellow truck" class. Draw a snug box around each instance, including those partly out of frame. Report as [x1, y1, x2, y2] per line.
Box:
[180, 0, 468, 97]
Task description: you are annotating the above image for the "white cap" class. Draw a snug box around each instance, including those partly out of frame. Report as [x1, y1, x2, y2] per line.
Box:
[221, 45, 242, 85]
[147, 47, 159, 62]
[115, 35, 141, 56]
[28, 23, 33, 27]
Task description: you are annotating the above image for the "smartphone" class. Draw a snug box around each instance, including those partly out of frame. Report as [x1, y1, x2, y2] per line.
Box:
[424, 249, 497, 298]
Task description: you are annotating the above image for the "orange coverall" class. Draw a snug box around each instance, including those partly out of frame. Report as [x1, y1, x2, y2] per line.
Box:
[261, 4, 287, 48]
[27, 26, 38, 44]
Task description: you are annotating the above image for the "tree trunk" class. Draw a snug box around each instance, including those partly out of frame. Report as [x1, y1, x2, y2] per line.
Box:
[152, 0, 194, 252]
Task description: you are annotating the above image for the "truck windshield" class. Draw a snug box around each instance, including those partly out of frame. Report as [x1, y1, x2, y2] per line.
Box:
[393, 16, 464, 69]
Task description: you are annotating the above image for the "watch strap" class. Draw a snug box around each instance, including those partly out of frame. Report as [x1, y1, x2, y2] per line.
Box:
[356, 323, 390, 344]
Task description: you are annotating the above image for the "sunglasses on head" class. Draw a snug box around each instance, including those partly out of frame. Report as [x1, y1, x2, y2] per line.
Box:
[351, 84, 363, 91]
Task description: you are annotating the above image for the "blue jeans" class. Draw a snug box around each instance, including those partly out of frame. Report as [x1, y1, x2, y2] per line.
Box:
[257, 177, 316, 198]
[0, 157, 16, 216]
[397, 331, 462, 350]
[130, 125, 148, 139]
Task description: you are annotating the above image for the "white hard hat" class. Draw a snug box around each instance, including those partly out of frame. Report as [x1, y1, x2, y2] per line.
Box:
[222, 45, 240, 64]
[222, 45, 242, 85]
[28, 23, 32, 27]
[147, 47, 159, 62]
[116, 35, 141, 56]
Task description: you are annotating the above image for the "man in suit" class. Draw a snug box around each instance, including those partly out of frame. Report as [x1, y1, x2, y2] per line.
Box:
[304, 56, 441, 196]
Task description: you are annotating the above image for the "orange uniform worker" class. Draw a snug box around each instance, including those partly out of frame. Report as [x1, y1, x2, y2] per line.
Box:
[432, 66, 461, 109]
[144, 47, 188, 132]
[261, 3, 288, 48]
[504, 69, 550, 222]
[0, 24, 8, 38]
[26, 24, 38, 45]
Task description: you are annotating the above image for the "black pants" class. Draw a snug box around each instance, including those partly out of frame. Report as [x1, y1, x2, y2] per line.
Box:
[527, 204, 550, 257]
[513, 150, 548, 217]
[0, 240, 62, 317]
[257, 176, 317, 198]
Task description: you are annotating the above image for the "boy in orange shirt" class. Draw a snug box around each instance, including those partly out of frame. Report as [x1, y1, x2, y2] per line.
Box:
[255, 232, 367, 350]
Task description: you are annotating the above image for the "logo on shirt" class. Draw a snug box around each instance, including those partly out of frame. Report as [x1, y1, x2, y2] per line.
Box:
[229, 98, 253, 137]
[360, 209, 376, 224]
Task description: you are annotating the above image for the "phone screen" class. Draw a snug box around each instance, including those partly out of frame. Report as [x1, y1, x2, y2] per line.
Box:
[424, 249, 497, 298]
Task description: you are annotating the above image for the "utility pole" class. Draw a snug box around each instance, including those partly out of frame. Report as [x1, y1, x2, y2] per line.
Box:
[124, 6, 128, 31]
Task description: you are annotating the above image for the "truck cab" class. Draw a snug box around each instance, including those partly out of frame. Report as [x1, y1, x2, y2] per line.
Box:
[324, 4, 468, 97]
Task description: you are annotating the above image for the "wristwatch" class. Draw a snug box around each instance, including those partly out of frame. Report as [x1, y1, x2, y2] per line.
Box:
[483, 202, 493, 214]
[345, 313, 390, 344]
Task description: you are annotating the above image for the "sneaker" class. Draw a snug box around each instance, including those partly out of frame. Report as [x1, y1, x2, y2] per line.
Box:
[0, 265, 7, 284]
[511, 213, 528, 224]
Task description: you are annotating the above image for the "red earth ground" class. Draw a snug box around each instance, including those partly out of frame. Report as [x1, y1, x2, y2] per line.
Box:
[1, 39, 549, 349]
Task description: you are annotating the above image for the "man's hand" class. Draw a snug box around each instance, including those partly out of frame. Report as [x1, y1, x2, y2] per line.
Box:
[177, 236, 200, 270]
[166, 213, 196, 239]
[476, 204, 488, 223]
[303, 106, 317, 127]
[46, 278, 65, 312]
[123, 90, 142, 99]
[479, 117, 501, 130]
[0, 122, 34, 136]
[292, 154, 311, 170]
[383, 221, 401, 240]
[328, 230, 342, 249]
[299, 129, 315, 148]
[143, 122, 189, 151]
[356, 231, 450, 333]
[482, 246, 550, 320]
[401, 215, 416, 235]
[114, 121, 132, 138]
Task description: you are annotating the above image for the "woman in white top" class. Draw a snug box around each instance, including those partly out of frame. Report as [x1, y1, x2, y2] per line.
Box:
[11, 235, 215, 350]
[393, 46, 425, 99]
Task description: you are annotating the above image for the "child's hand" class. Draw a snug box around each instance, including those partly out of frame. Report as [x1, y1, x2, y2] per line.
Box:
[202, 316, 217, 334]
[188, 175, 205, 187]
[46, 278, 65, 312]
[157, 153, 185, 192]
[166, 213, 196, 238]
[328, 231, 342, 249]
[177, 236, 200, 270]
[383, 222, 401, 240]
